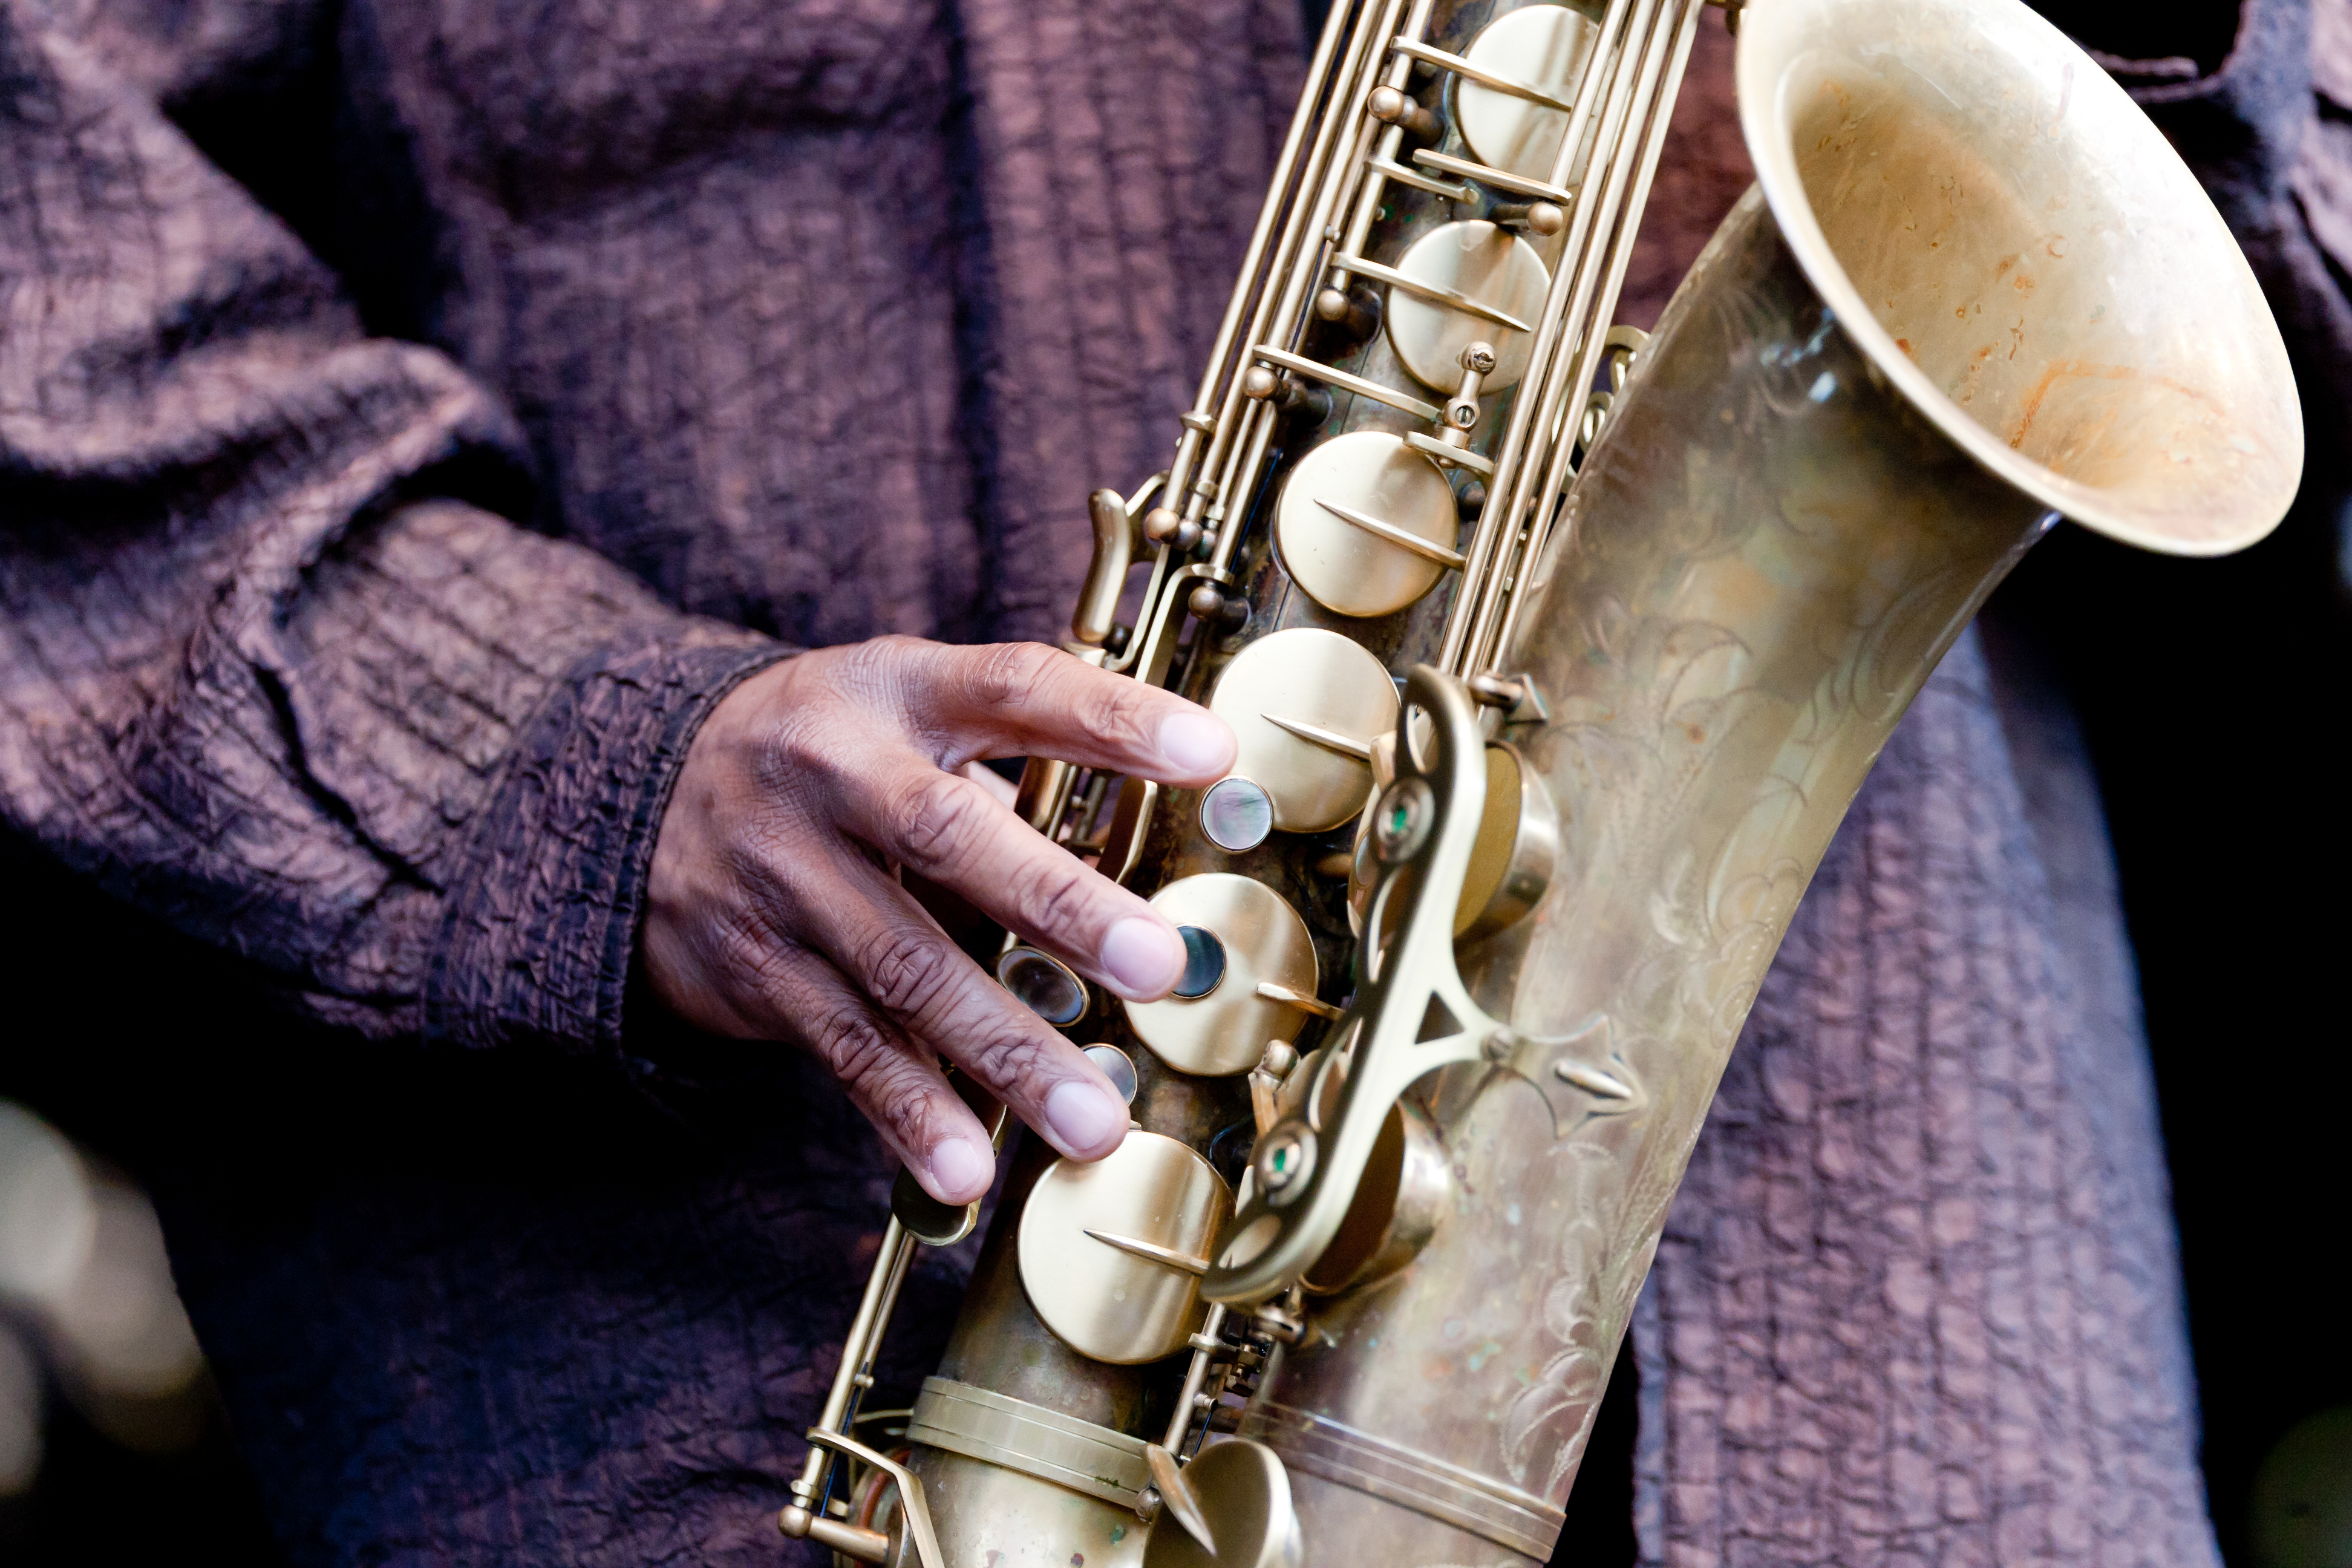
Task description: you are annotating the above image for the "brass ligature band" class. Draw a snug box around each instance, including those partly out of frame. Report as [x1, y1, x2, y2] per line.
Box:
[776, 0, 2302, 1565]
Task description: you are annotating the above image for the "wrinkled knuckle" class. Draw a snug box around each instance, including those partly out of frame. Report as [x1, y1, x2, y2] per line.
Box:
[856, 924, 959, 1020]
[959, 1027, 1051, 1099]
[1079, 681, 1157, 752]
[871, 1069, 945, 1147]
[969, 640, 1061, 712]
[732, 812, 797, 877]
[814, 1003, 897, 1089]
[712, 903, 782, 976]
[822, 1018, 942, 1143]
[754, 707, 838, 794]
[893, 771, 985, 872]
[842, 633, 919, 673]
[1010, 855, 1097, 942]
[828, 636, 924, 711]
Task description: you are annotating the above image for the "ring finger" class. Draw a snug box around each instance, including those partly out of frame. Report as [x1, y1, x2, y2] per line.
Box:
[789, 847, 1132, 1169]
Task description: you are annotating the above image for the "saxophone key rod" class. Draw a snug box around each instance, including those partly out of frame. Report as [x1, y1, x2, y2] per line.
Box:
[1325, 251, 1535, 333]
[1159, 1303, 1231, 1456]
[1386, 37, 1580, 111]
[1358, 154, 1475, 204]
[1161, 0, 1364, 522]
[1330, 0, 1442, 293]
[789, 1215, 917, 1511]
[1546, 0, 1642, 193]
[1248, 347, 1442, 424]
[1444, 0, 1678, 673]
[1406, 148, 1573, 205]
[1484, 0, 1707, 673]
[1436, 0, 1655, 672]
[1184, 0, 1404, 527]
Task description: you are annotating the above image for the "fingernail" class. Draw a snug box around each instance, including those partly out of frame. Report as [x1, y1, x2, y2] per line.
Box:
[1100, 916, 1185, 998]
[1158, 710, 1235, 779]
[927, 1136, 993, 1201]
[1045, 1079, 1128, 1157]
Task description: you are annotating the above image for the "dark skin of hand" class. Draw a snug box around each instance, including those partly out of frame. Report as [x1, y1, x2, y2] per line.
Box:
[643, 637, 1236, 1203]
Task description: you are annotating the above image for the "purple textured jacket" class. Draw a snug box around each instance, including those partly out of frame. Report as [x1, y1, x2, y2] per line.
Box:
[2, 1, 2345, 1564]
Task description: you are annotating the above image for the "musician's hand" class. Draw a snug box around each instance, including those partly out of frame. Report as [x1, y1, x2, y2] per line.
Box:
[643, 637, 1236, 1203]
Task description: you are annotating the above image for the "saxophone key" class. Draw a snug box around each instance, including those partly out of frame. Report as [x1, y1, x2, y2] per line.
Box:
[1204, 629, 1397, 833]
[1139, 1439, 1301, 1568]
[1125, 874, 1321, 1078]
[1016, 1131, 1232, 1365]
[996, 945, 1089, 1027]
[1198, 777, 1275, 853]
[1344, 742, 1558, 942]
[1273, 431, 1462, 619]
[1451, 4, 1599, 181]
[1454, 740, 1558, 941]
[1082, 1043, 1140, 1103]
[1380, 221, 1550, 393]
[1299, 1098, 1450, 1296]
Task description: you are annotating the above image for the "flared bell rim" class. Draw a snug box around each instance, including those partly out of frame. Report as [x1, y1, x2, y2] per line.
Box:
[1736, 0, 2304, 556]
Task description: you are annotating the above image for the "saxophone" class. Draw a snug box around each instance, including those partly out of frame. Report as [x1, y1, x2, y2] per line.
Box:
[779, 0, 2301, 1564]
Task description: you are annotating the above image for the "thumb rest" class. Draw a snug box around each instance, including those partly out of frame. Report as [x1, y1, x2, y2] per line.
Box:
[777, 0, 2302, 1566]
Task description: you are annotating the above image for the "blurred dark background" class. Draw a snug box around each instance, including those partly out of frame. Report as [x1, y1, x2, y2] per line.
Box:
[4, 0, 2346, 1564]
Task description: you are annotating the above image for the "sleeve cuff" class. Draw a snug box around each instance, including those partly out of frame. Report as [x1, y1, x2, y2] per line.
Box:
[422, 625, 792, 1056]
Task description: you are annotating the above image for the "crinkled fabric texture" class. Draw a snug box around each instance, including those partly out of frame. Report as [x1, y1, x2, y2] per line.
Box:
[121, 1027, 981, 1568]
[0, 0, 2332, 1564]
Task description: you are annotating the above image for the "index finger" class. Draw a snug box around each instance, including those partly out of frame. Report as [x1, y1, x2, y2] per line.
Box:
[904, 641, 1237, 786]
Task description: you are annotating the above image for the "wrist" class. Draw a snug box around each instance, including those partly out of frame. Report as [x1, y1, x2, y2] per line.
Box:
[424, 626, 792, 1056]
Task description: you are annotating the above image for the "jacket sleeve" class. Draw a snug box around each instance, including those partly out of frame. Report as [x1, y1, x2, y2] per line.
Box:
[0, 7, 788, 1054]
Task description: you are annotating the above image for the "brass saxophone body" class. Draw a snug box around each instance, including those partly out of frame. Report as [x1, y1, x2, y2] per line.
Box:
[778, 1, 2301, 1566]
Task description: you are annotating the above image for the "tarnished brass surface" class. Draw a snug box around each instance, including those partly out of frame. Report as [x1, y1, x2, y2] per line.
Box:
[905, 1137, 1191, 1568]
[1240, 191, 2054, 1555]
[1740, 0, 2299, 554]
[1206, 630, 1398, 835]
[1019, 1132, 1232, 1365]
[900, 1449, 1148, 1568]
[907, 1378, 1153, 1509]
[1230, 1406, 1563, 1560]
[1126, 875, 1322, 1077]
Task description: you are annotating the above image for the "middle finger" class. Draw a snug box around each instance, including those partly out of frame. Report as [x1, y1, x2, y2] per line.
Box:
[852, 760, 1189, 1004]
